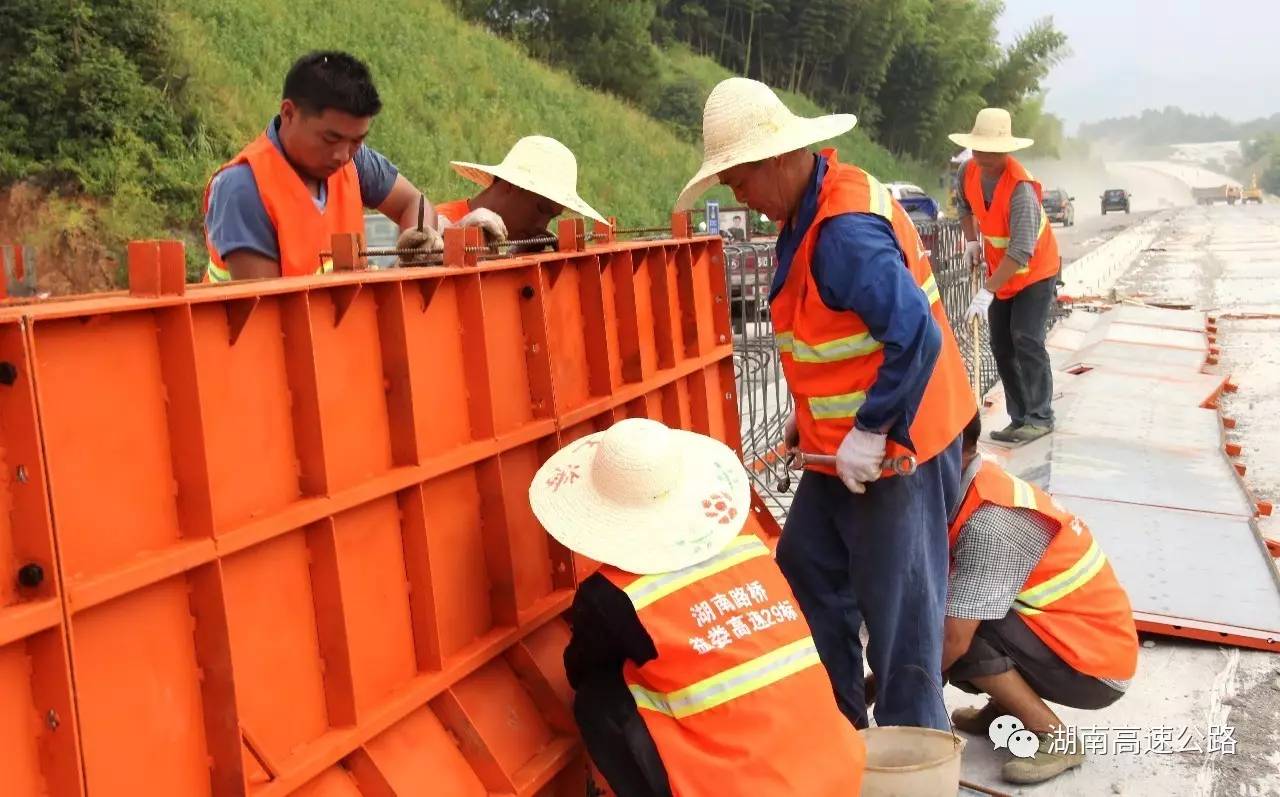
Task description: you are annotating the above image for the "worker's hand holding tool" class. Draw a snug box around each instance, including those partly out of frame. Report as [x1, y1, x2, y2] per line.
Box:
[396, 227, 443, 262]
[964, 239, 983, 267]
[457, 207, 509, 243]
[835, 427, 888, 494]
[965, 288, 994, 322]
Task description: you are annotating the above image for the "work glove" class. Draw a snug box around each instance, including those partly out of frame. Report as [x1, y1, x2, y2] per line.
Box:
[964, 239, 983, 267]
[456, 207, 508, 244]
[396, 227, 443, 264]
[965, 288, 994, 323]
[783, 410, 799, 450]
[835, 427, 887, 495]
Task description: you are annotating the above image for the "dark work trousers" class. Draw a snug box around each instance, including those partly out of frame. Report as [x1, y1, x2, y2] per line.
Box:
[988, 276, 1056, 428]
[776, 434, 963, 731]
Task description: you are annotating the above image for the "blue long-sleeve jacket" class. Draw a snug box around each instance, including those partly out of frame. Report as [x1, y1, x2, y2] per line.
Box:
[772, 156, 942, 452]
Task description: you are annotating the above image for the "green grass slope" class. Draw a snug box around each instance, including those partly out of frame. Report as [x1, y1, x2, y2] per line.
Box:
[166, 0, 705, 226]
[165, 0, 939, 227]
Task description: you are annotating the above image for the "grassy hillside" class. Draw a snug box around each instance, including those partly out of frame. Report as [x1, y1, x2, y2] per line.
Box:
[165, 0, 706, 226]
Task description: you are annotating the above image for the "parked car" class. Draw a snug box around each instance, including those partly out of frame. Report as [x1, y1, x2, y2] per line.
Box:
[1100, 188, 1131, 214]
[1041, 189, 1075, 226]
[887, 182, 941, 223]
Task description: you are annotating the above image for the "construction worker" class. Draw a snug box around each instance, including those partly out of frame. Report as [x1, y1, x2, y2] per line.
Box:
[675, 78, 976, 732]
[944, 414, 1138, 784]
[435, 136, 609, 250]
[203, 51, 498, 282]
[530, 418, 865, 797]
[951, 108, 1062, 444]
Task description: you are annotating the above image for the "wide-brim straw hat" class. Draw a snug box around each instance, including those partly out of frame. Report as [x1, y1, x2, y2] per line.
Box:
[529, 418, 751, 575]
[451, 135, 609, 225]
[948, 107, 1034, 153]
[675, 77, 857, 212]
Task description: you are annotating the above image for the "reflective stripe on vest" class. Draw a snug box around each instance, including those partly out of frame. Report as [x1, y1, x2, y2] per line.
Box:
[629, 636, 822, 720]
[981, 207, 1050, 276]
[808, 390, 867, 420]
[207, 259, 232, 283]
[621, 535, 770, 611]
[1015, 539, 1108, 616]
[864, 173, 894, 221]
[775, 263, 941, 365]
[1009, 475, 1037, 510]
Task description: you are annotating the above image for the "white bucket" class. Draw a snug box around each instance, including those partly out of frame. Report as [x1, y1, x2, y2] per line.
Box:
[858, 726, 966, 797]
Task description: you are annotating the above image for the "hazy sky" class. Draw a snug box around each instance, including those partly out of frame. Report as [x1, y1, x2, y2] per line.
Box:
[997, 1, 1280, 130]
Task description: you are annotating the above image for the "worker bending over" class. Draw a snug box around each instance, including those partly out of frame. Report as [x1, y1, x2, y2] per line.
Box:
[676, 78, 975, 731]
[203, 51, 491, 281]
[944, 414, 1138, 784]
[435, 136, 609, 251]
[953, 108, 1061, 444]
[529, 418, 865, 797]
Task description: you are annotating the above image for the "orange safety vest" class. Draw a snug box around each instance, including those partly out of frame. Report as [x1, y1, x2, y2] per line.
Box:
[599, 529, 865, 796]
[949, 460, 1139, 681]
[772, 149, 975, 473]
[435, 198, 471, 225]
[203, 132, 364, 282]
[963, 156, 1060, 299]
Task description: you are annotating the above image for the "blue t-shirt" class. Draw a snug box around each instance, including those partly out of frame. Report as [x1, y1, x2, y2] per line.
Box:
[205, 117, 399, 261]
[772, 155, 942, 451]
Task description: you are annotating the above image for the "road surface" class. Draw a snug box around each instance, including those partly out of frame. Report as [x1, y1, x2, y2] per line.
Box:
[954, 202, 1280, 796]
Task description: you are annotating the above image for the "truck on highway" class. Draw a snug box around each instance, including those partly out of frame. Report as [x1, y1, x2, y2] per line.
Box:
[1192, 184, 1242, 206]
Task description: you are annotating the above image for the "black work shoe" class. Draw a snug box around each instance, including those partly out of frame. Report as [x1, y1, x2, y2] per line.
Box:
[1009, 424, 1052, 444]
[989, 423, 1021, 442]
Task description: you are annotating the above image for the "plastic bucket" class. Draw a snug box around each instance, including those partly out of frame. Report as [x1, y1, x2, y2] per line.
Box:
[858, 726, 966, 797]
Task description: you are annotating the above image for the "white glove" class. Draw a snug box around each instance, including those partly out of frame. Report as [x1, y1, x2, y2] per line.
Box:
[835, 427, 887, 494]
[965, 288, 994, 322]
[783, 411, 799, 449]
[396, 227, 443, 262]
[964, 240, 983, 267]
[456, 207, 508, 243]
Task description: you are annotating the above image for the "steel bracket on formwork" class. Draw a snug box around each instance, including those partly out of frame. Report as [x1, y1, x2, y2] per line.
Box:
[556, 217, 587, 253]
[443, 225, 484, 267]
[591, 217, 617, 246]
[330, 232, 369, 272]
[127, 240, 186, 298]
[670, 211, 693, 239]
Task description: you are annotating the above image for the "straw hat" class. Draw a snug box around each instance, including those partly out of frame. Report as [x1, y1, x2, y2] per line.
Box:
[451, 136, 609, 225]
[528, 418, 750, 575]
[674, 78, 857, 211]
[948, 108, 1034, 153]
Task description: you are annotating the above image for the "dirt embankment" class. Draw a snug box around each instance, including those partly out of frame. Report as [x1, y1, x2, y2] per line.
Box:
[0, 183, 119, 296]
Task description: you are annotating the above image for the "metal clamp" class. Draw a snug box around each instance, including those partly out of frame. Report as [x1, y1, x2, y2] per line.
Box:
[775, 449, 918, 492]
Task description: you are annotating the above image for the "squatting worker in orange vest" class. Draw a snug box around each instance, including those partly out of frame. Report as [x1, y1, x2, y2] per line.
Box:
[951, 108, 1062, 445]
[943, 413, 1137, 784]
[435, 136, 610, 253]
[203, 51, 501, 282]
[529, 418, 865, 797]
[675, 78, 976, 731]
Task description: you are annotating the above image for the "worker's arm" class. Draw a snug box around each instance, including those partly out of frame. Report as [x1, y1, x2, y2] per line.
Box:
[377, 173, 438, 233]
[225, 250, 283, 281]
[983, 183, 1039, 293]
[961, 214, 978, 243]
[811, 213, 941, 451]
[942, 616, 981, 674]
[205, 165, 285, 280]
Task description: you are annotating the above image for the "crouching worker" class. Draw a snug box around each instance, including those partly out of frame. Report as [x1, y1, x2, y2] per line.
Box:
[528, 418, 865, 797]
[944, 414, 1139, 784]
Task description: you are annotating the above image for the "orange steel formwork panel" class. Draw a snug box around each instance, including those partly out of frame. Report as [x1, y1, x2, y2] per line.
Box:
[0, 232, 743, 796]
